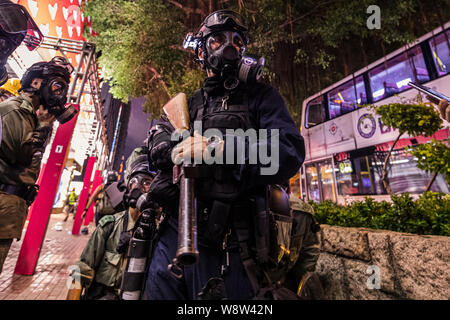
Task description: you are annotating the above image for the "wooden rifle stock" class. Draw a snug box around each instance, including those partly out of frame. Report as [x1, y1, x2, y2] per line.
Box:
[163, 93, 199, 265]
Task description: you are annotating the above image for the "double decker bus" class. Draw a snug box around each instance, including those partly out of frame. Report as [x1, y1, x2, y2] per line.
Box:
[297, 22, 450, 204]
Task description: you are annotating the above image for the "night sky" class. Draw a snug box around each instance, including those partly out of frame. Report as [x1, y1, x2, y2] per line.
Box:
[122, 96, 152, 162]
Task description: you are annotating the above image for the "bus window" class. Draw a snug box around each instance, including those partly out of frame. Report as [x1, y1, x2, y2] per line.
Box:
[385, 149, 449, 194]
[369, 46, 430, 102]
[318, 159, 336, 202]
[289, 171, 301, 199]
[305, 96, 325, 128]
[429, 29, 450, 77]
[354, 76, 367, 105]
[328, 80, 357, 119]
[305, 163, 320, 202]
[305, 159, 336, 202]
[335, 156, 376, 196]
[327, 76, 367, 119]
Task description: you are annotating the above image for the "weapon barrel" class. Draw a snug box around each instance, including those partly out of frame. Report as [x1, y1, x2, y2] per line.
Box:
[175, 167, 199, 265]
[162, 92, 199, 265]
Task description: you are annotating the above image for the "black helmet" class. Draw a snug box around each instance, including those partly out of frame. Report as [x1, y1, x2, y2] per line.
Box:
[195, 10, 249, 45]
[124, 147, 156, 209]
[20, 56, 72, 92]
[124, 147, 156, 187]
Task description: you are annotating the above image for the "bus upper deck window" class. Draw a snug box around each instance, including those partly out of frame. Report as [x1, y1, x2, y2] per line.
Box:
[429, 29, 450, 77]
[328, 80, 356, 119]
[306, 97, 325, 128]
[327, 76, 366, 120]
[369, 46, 429, 102]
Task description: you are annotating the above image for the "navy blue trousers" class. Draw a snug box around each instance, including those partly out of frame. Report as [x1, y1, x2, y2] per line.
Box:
[143, 217, 253, 300]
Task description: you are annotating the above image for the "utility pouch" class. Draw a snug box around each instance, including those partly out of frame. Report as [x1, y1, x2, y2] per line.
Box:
[253, 193, 270, 264]
[203, 200, 231, 247]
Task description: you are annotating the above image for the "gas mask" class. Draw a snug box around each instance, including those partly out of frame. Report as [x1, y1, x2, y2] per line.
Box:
[39, 76, 77, 124]
[186, 31, 264, 90]
[185, 10, 264, 90]
[124, 174, 153, 209]
[205, 31, 244, 87]
[20, 56, 78, 124]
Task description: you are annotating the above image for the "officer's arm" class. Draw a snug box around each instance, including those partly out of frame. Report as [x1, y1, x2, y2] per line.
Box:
[148, 119, 176, 172]
[1, 110, 52, 182]
[85, 184, 104, 211]
[295, 216, 321, 277]
[229, 85, 305, 187]
[76, 218, 114, 288]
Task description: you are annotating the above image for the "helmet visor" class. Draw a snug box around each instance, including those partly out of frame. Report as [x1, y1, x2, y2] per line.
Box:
[203, 10, 247, 32]
[48, 78, 68, 97]
[0, 2, 43, 50]
[206, 31, 245, 52]
[128, 175, 153, 194]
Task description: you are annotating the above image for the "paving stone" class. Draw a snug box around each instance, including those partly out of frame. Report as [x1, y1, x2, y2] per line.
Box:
[0, 213, 94, 300]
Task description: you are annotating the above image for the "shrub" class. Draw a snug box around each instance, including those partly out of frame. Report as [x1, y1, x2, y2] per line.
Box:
[311, 192, 450, 236]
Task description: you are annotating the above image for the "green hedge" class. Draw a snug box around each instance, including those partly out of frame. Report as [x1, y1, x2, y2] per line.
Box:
[310, 192, 450, 236]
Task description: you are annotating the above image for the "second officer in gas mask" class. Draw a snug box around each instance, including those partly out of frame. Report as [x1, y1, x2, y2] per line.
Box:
[0, 56, 74, 274]
[71, 147, 155, 300]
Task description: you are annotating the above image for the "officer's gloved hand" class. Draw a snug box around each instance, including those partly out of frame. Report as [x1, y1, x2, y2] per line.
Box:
[116, 231, 132, 254]
[172, 131, 224, 165]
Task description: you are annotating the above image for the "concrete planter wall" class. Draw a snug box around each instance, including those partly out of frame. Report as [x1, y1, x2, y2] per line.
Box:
[315, 225, 450, 300]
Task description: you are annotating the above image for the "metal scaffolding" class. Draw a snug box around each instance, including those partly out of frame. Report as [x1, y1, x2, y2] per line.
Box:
[39, 35, 108, 164]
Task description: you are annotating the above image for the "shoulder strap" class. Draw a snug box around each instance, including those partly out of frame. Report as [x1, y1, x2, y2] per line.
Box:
[122, 210, 129, 232]
[98, 214, 115, 227]
[0, 114, 2, 148]
[189, 88, 206, 122]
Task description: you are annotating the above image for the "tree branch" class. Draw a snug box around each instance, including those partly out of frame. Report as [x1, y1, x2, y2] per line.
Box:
[166, 0, 182, 9]
[382, 132, 404, 195]
[147, 65, 170, 98]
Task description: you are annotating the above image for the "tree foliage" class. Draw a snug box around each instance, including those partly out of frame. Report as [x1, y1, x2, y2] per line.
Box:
[374, 102, 443, 194]
[409, 139, 450, 186]
[375, 103, 443, 138]
[82, 0, 450, 122]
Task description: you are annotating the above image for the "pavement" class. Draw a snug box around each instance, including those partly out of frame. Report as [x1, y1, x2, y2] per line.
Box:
[0, 213, 95, 300]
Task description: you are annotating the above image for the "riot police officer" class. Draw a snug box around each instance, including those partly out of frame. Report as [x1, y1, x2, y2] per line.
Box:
[144, 10, 305, 300]
[0, 57, 73, 273]
[71, 147, 155, 300]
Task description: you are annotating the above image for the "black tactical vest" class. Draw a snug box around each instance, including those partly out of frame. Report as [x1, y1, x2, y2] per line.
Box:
[188, 88, 255, 202]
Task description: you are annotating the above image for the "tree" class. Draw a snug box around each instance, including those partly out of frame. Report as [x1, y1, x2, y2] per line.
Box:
[82, 0, 450, 123]
[409, 139, 450, 191]
[374, 103, 443, 194]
